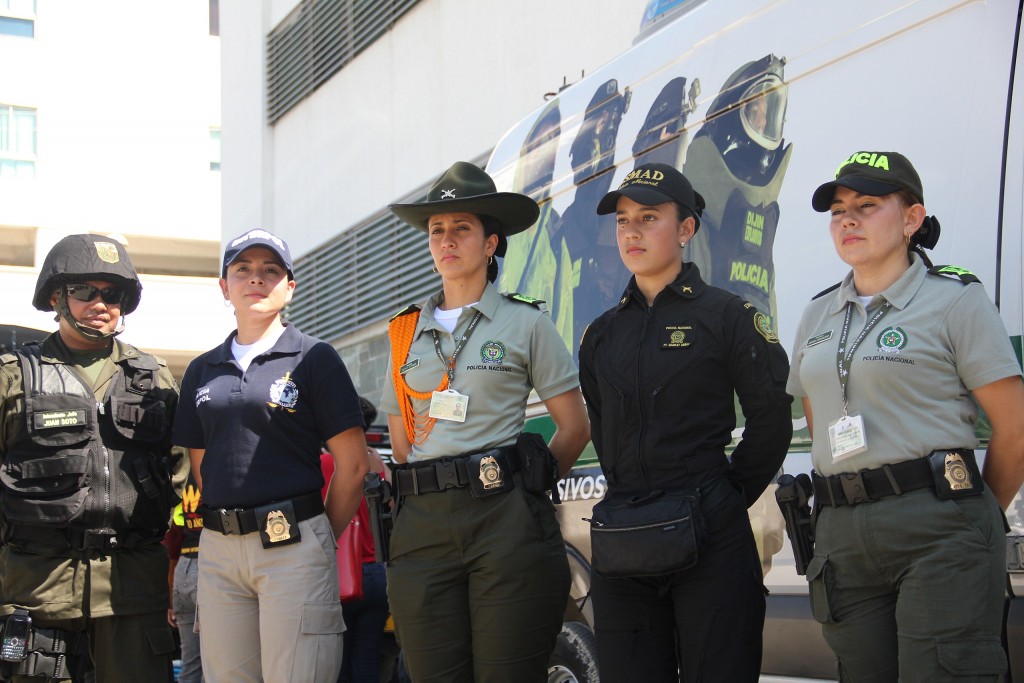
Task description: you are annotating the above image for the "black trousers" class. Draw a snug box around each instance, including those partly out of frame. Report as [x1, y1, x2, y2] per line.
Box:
[590, 483, 765, 683]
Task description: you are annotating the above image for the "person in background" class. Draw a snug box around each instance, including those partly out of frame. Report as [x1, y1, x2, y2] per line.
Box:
[0, 234, 186, 682]
[383, 161, 590, 682]
[173, 229, 368, 683]
[789, 151, 1024, 681]
[579, 164, 792, 682]
[319, 396, 390, 683]
[164, 470, 203, 683]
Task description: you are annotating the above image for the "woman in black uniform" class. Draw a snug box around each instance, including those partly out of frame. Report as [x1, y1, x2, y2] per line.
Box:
[578, 162, 793, 682]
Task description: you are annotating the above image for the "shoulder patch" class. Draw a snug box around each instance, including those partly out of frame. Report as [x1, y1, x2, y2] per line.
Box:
[389, 304, 421, 322]
[812, 282, 841, 300]
[753, 310, 779, 344]
[503, 293, 547, 308]
[928, 265, 980, 285]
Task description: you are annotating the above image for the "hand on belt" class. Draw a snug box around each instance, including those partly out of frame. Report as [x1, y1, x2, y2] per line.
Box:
[201, 491, 324, 535]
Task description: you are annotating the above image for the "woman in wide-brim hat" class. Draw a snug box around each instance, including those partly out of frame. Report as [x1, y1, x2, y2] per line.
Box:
[381, 161, 590, 683]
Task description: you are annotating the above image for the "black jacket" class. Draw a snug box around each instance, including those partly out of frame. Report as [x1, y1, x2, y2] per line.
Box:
[579, 263, 792, 505]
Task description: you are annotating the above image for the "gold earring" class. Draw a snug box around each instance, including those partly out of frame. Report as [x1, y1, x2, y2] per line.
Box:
[905, 233, 912, 246]
[431, 265, 438, 274]
[680, 241, 687, 248]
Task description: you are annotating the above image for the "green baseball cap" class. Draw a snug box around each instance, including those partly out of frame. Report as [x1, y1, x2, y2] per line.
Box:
[811, 151, 924, 212]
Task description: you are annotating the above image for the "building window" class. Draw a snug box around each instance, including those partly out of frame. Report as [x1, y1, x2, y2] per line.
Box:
[266, 0, 422, 124]
[0, 0, 35, 38]
[209, 128, 221, 171]
[0, 104, 36, 178]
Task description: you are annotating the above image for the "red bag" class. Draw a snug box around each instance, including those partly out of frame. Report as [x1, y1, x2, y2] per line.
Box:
[337, 518, 364, 603]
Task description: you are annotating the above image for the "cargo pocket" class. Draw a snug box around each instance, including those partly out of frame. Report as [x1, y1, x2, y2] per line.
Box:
[145, 625, 177, 656]
[291, 601, 345, 679]
[806, 555, 836, 624]
[936, 637, 1007, 676]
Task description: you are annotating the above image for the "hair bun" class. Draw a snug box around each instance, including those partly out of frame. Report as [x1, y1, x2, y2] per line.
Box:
[913, 215, 941, 250]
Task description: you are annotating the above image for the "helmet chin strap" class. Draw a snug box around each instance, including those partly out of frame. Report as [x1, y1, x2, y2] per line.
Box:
[53, 289, 124, 342]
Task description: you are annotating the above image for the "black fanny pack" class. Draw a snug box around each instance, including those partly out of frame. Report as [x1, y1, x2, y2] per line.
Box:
[586, 489, 706, 578]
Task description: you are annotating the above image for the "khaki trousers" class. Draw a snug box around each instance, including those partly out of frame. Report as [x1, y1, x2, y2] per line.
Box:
[197, 513, 345, 683]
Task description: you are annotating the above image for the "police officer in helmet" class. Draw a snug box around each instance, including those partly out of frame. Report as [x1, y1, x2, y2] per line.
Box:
[0, 234, 186, 682]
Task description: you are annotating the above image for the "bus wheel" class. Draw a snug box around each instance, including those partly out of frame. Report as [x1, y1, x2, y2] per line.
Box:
[547, 621, 599, 683]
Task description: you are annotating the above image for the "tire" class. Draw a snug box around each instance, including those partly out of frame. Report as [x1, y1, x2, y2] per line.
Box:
[547, 621, 600, 683]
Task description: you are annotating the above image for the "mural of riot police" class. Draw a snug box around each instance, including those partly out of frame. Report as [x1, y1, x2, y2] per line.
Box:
[685, 54, 793, 330]
[557, 79, 630, 355]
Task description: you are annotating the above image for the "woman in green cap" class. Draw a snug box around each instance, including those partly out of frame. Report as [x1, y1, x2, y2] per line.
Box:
[789, 150, 1024, 681]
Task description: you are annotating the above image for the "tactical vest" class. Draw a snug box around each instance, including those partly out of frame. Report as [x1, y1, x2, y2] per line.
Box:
[0, 342, 174, 536]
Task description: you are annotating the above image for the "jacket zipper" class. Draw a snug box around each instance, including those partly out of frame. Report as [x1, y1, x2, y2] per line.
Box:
[635, 304, 653, 485]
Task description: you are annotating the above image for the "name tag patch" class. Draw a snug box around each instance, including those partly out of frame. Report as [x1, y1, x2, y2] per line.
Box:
[662, 326, 693, 348]
[805, 331, 833, 348]
[34, 410, 87, 430]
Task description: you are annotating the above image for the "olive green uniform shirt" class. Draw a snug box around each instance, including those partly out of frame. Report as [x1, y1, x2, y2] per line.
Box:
[381, 282, 579, 461]
[0, 334, 187, 620]
[787, 256, 1022, 476]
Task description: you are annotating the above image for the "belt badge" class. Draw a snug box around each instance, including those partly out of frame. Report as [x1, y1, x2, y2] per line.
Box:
[943, 452, 973, 491]
[478, 455, 504, 490]
[264, 509, 292, 542]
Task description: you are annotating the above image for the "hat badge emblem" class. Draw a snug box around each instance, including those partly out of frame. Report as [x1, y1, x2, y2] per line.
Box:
[441, 189, 456, 199]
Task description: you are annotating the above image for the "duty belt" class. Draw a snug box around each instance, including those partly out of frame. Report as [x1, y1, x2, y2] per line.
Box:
[812, 449, 978, 506]
[201, 491, 324, 535]
[0, 523, 160, 553]
[395, 446, 518, 496]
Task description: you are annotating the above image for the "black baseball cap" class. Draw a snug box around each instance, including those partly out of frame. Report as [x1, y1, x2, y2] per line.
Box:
[222, 229, 294, 278]
[811, 151, 924, 212]
[596, 162, 706, 231]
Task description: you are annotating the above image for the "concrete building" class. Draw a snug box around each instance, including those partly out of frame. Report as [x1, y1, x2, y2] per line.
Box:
[0, 0, 231, 376]
[219, 0, 654, 399]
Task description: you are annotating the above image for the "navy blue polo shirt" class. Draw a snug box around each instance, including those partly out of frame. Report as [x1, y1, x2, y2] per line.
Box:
[173, 324, 363, 508]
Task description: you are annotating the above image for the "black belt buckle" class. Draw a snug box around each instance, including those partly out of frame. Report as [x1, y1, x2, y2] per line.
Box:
[838, 472, 871, 505]
[83, 527, 118, 550]
[215, 509, 242, 535]
[434, 461, 460, 490]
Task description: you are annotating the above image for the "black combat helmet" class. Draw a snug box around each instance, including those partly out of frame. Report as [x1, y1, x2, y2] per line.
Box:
[32, 235, 142, 340]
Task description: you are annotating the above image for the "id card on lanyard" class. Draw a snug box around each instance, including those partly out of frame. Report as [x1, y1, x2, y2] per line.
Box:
[828, 301, 891, 462]
[427, 311, 482, 423]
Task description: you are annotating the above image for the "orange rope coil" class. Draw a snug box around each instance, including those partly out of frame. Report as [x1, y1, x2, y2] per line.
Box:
[389, 310, 447, 446]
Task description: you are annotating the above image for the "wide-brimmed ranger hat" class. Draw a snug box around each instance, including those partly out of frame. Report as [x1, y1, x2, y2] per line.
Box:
[389, 162, 540, 239]
[811, 151, 924, 212]
[222, 229, 294, 279]
[596, 162, 706, 231]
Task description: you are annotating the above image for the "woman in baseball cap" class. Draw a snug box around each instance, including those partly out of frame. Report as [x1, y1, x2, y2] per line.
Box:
[173, 228, 369, 682]
[789, 151, 1024, 680]
[382, 161, 590, 683]
[580, 162, 793, 681]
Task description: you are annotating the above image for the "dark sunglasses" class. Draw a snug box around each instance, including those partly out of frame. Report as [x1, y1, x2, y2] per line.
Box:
[65, 283, 124, 305]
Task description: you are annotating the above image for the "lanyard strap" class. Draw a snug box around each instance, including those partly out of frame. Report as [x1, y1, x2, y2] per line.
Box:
[836, 300, 892, 412]
[431, 310, 483, 386]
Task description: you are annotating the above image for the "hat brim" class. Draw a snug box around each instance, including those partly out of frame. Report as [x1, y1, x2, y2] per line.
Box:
[389, 193, 540, 236]
[811, 177, 903, 212]
[596, 186, 703, 231]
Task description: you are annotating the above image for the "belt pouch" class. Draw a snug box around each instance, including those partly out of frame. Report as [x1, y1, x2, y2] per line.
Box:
[516, 432, 559, 495]
[588, 490, 705, 578]
[256, 500, 302, 549]
[928, 449, 983, 500]
[468, 450, 515, 498]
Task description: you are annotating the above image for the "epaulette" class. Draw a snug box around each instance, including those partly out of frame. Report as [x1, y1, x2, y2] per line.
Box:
[0, 352, 17, 365]
[928, 265, 980, 285]
[812, 282, 841, 300]
[503, 293, 547, 308]
[389, 304, 421, 322]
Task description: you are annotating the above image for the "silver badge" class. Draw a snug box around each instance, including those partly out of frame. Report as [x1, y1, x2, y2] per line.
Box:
[478, 455, 503, 490]
[265, 510, 292, 542]
[943, 452, 973, 491]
